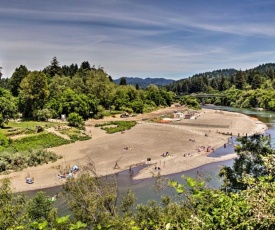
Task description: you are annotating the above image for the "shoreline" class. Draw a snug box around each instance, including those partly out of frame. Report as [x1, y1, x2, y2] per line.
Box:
[0, 107, 268, 193]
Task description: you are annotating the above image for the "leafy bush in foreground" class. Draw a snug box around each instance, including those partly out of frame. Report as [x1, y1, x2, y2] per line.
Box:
[95, 121, 136, 134]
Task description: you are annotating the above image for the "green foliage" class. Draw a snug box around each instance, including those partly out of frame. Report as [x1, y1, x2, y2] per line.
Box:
[0, 179, 27, 229]
[0, 149, 61, 172]
[9, 65, 29, 97]
[120, 190, 135, 213]
[95, 121, 136, 134]
[219, 134, 275, 191]
[119, 77, 127, 85]
[19, 71, 50, 117]
[9, 133, 71, 151]
[130, 100, 144, 113]
[63, 164, 118, 226]
[33, 109, 53, 121]
[0, 88, 18, 124]
[69, 134, 91, 142]
[180, 95, 200, 109]
[67, 112, 84, 128]
[93, 105, 105, 119]
[27, 191, 55, 221]
[0, 131, 9, 147]
[0, 179, 87, 230]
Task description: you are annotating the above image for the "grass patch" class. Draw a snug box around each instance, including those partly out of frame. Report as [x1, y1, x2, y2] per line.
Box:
[1, 120, 59, 137]
[102, 110, 124, 117]
[0, 120, 90, 174]
[95, 121, 136, 134]
[60, 127, 91, 142]
[7, 133, 71, 152]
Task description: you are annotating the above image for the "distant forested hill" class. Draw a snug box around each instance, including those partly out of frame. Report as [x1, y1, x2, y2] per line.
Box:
[167, 63, 275, 94]
[113, 77, 174, 88]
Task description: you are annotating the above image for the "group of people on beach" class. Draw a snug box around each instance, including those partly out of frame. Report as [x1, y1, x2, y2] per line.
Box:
[25, 173, 34, 184]
[57, 165, 80, 179]
[26, 177, 34, 184]
[161, 152, 170, 157]
[197, 145, 213, 153]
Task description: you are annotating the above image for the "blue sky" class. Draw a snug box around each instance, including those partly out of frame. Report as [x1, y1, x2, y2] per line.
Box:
[1, 0, 275, 80]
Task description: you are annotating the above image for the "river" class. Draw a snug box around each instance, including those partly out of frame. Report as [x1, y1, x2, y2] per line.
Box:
[25, 105, 275, 215]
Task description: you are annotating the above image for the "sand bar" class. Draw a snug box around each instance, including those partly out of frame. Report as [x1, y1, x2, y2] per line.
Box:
[0, 106, 267, 192]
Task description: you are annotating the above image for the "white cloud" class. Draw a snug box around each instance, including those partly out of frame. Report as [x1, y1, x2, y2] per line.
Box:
[1, 0, 275, 78]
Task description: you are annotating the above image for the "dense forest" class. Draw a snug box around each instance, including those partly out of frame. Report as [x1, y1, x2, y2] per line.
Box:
[167, 63, 275, 110]
[0, 57, 174, 127]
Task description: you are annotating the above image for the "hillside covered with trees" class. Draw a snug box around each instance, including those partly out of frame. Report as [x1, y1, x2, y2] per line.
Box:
[0, 57, 174, 127]
[167, 63, 275, 110]
[114, 77, 174, 88]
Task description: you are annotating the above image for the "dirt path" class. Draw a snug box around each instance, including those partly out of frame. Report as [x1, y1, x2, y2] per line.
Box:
[46, 127, 71, 140]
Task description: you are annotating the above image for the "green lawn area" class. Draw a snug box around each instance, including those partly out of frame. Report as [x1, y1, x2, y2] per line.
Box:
[1, 120, 59, 135]
[95, 121, 137, 134]
[0, 120, 91, 152]
[9, 133, 72, 151]
[59, 127, 91, 141]
[0, 120, 91, 173]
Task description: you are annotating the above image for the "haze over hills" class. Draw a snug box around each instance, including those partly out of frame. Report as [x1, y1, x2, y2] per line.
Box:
[113, 77, 175, 88]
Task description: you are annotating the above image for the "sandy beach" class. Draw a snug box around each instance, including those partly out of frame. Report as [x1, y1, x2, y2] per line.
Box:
[0, 106, 267, 192]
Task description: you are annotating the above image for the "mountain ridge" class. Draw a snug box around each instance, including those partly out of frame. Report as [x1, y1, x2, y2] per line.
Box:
[113, 77, 175, 88]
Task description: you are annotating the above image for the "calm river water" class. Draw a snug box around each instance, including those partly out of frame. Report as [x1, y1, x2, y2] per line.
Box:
[25, 105, 275, 215]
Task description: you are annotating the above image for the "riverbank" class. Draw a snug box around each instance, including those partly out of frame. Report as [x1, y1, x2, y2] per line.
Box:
[0, 107, 267, 192]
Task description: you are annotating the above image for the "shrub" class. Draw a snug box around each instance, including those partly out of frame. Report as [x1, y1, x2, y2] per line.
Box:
[67, 113, 84, 128]
[0, 149, 61, 173]
[33, 109, 53, 121]
[95, 121, 136, 134]
[26, 191, 54, 221]
[0, 132, 8, 147]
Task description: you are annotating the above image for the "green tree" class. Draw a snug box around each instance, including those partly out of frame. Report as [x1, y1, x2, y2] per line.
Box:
[251, 73, 262, 89]
[45, 56, 62, 78]
[119, 77, 127, 85]
[219, 134, 275, 191]
[146, 84, 162, 106]
[33, 108, 53, 121]
[19, 71, 50, 117]
[131, 100, 144, 113]
[67, 112, 84, 127]
[48, 75, 72, 98]
[26, 191, 55, 221]
[235, 70, 246, 90]
[8, 65, 29, 96]
[219, 76, 230, 91]
[0, 88, 18, 126]
[0, 179, 27, 229]
[80, 61, 91, 70]
[180, 95, 200, 109]
[63, 162, 118, 226]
